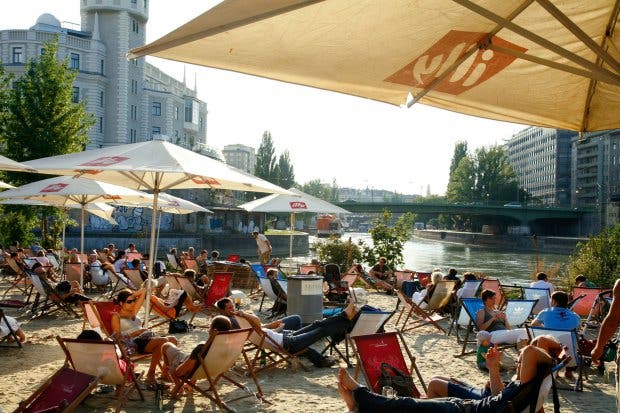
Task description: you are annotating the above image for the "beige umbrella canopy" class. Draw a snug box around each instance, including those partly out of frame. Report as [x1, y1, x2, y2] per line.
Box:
[0, 154, 36, 172]
[129, 0, 620, 132]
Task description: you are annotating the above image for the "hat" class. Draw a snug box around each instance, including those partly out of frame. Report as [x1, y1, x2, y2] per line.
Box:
[476, 330, 492, 346]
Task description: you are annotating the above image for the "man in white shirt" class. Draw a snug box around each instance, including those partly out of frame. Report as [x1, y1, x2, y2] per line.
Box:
[252, 230, 272, 265]
[530, 272, 554, 293]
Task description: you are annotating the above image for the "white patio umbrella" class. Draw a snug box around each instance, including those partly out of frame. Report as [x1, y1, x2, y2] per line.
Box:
[22, 139, 291, 324]
[0, 176, 153, 286]
[0, 181, 15, 189]
[0, 154, 37, 172]
[239, 188, 350, 257]
[129, 0, 620, 132]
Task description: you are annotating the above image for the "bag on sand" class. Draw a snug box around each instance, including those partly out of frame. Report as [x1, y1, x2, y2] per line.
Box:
[168, 319, 189, 334]
[376, 362, 419, 397]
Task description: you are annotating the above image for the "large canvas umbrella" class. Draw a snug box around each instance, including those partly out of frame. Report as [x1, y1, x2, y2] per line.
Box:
[0, 176, 153, 286]
[239, 188, 350, 257]
[0, 154, 36, 172]
[129, 0, 620, 132]
[22, 140, 291, 323]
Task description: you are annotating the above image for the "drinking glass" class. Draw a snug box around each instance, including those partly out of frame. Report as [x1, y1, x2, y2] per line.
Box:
[381, 386, 396, 398]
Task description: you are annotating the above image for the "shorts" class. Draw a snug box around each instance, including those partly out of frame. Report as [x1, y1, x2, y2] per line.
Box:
[133, 330, 156, 354]
[164, 345, 189, 373]
[447, 380, 491, 400]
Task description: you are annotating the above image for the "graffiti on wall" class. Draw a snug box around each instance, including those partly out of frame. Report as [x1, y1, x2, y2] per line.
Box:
[85, 207, 174, 232]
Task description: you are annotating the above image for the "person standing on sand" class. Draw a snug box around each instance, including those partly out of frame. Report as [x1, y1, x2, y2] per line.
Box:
[252, 230, 272, 265]
[591, 279, 620, 412]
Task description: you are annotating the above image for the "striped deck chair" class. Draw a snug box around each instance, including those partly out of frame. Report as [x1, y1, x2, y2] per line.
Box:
[57, 336, 144, 412]
[169, 328, 266, 411]
[322, 310, 394, 367]
[14, 366, 100, 413]
[236, 314, 307, 374]
[28, 272, 79, 319]
[352, 331, 426, 396]
[395, 280, 456, 333]
[2, 257, 31, 298]
[504, 299, 537, 328]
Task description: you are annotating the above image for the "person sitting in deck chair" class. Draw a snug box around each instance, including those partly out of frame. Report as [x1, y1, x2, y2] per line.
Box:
[239, 300, 361, 368]
[476, 289, 529, 347]
[161, 315, 232, 389]
[338, 335, 567, 413]
[216, 297, 302, 331]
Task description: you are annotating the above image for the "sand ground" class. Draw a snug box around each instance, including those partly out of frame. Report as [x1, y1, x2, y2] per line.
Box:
[0, 284, 616, 412]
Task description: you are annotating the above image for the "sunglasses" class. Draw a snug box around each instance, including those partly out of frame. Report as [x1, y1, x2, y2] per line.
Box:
[125, 299, 137, 304]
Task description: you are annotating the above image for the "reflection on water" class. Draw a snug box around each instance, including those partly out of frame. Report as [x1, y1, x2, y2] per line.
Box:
[342, 233, 568, 286]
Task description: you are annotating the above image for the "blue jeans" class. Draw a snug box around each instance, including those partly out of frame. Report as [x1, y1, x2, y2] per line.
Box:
[279, 315, 302, 330]
[447, 381, 490, 399]
[353, 387, 466, 413]
[282, 312, 351, 364]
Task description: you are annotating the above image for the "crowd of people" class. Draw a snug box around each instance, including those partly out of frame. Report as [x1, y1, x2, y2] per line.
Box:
[0, 239, 617, 412]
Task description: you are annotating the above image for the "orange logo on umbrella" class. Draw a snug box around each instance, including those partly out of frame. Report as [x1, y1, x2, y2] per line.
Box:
[385, 30, 526, 95]
[79, 156, 130, 167]
[102, 195, 121, 200]
[289, 201, 308, 210]
[191, 176, 220, 185]
[40, 183, 68, 193]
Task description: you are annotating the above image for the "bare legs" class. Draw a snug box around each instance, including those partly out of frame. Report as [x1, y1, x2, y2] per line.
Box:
[144, 335, 178, 386]
[338, 368, 360, 411]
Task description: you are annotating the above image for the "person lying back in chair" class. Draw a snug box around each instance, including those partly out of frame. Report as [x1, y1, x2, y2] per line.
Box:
[161, 315, 232, 389]
[238, 300, 361, 368]
[338, 335, 567, 413]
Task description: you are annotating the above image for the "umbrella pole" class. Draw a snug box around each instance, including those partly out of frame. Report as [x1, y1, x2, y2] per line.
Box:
[289, 212, 294, 259]
[155, 208, 161, 262]
[144, 189, 159, 328]
[80, 204, 85, 289]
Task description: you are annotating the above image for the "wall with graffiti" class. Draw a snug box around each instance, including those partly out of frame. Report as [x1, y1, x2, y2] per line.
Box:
[81, 206, 174, 232]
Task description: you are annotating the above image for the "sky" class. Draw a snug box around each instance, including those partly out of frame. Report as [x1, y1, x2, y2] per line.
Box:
[1, 0, 528, 195]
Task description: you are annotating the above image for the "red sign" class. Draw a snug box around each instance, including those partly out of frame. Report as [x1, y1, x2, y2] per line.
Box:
[78, 156, 129, 167]
[191, 176, 221, 186]
[40, 183, 68, 193]
[385, 30, 526, 95]
[289, 201, 308, 210]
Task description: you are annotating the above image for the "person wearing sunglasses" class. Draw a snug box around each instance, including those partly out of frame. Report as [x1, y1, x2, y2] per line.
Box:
[111, 288, 177, 390]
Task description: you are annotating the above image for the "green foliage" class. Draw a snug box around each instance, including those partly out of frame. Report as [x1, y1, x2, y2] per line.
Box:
[568, 224, 620, 288]
[449, 141, 468, 176]
[298, 179, 335, 201]
[255, 131, 277, 182]
[275, 150, 295, 189]
[315, 236, 364, 270]
[0, 38, 93, 246]
[446, 155, 475, 203]
[363, 210, 414, 268]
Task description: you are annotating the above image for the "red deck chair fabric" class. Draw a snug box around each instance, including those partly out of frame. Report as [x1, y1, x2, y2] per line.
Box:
[89, 301, 120, 337]
[205, 272, 233, 307]
[416, 272, 431, 287]
[394, 271, 414, 289]
[300, 264, 320, 274]
[125, 252, 142, 262]
[570, 286, 605, 317]
[15, 366, 99, 413]
[226, 254, 240, 262]
[183, 258, 198, 271]
[352, 331, 425, 396]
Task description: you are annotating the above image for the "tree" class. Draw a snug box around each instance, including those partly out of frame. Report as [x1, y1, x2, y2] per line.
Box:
[298, 179, 332, 201]
[315, 236, 364, 270]
[473, 146, 519, 204]
[255, 131, 277, 182]
[0, 38, 94, 247]
[363, 210, 414, 268]
[449, 141, 468, 176]
[568, 224, 620, 288]
[446, 156, 475, 203]
[275, 150, 295, 188]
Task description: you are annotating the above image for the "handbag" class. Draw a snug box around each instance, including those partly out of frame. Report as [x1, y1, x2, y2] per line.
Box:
[376, 362, 419, 398]
[168, 319, 189, 334]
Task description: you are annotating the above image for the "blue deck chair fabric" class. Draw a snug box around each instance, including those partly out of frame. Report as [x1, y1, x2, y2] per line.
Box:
[454, 298, 485, 356]
[528, 326, 585, 391]
[523, 287, 551, 314]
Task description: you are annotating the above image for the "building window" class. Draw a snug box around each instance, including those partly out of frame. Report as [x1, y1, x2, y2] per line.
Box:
[130, 129, 137, 143]
[131, 79, 138, 94]
[100, 59, 104, 74]
[174, 130, 179, 138]
[132, 19, 139, 33]
[99, 117, 103, 133]
[173, 106, 178, 120]
[12, 47, 23, 63]
[152, 102, 161, 116]
[72, 87, 80, 103]
[130, 105, 137, 120]
[152, 126, 161, 138]
[99, 91, 104, 107]
[70, 53, 80, 70]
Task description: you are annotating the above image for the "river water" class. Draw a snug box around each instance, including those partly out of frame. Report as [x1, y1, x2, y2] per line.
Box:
[332, 233, 570, 286]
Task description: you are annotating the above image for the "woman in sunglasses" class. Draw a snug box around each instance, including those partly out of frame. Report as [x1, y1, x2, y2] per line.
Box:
[111, 288, 177, 389]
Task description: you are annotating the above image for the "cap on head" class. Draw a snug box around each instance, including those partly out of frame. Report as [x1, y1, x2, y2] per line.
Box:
[477, 330, 492, 346]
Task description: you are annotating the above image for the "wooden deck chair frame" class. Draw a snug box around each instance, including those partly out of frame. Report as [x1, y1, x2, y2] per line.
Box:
[2, 257, 31, 298]
[342, 265, 377, 292]
[81, 300, 119, 338]
[169, 328, 267, 411]
[235, 313, 307, 374]
[351, 331, 426, 395]
[322, 310, 394, 367]
[188, 272, 232, 325]
[167, 253, 181, 270]
[480, 278, 506, 307]
[453, 298, 486, 357]
[522, 286, 551, 314]
[14, 366, 100, 413]
[394, 270, 415, 289]
[173, 274, 203, 302]
[106, 270, 135, 298]
[395, 280, 456, 334]
[57, 336, 144, 412]
[579, 288, 611, 333]
[28, 271, 79, 319]
[0, 308, 22, 348]
[528, 326, 587, 392]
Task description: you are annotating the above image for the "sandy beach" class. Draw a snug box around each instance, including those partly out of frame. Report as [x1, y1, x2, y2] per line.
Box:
[0, 285, 616, 412]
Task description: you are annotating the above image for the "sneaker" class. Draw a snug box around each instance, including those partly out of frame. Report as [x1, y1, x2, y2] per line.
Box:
[315, 356, 337, 368]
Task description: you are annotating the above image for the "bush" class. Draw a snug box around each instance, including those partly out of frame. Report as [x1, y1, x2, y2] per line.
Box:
[568, 224, 620, 288]
[363, 210, 414, 269]
[315, 236, 364, 271]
